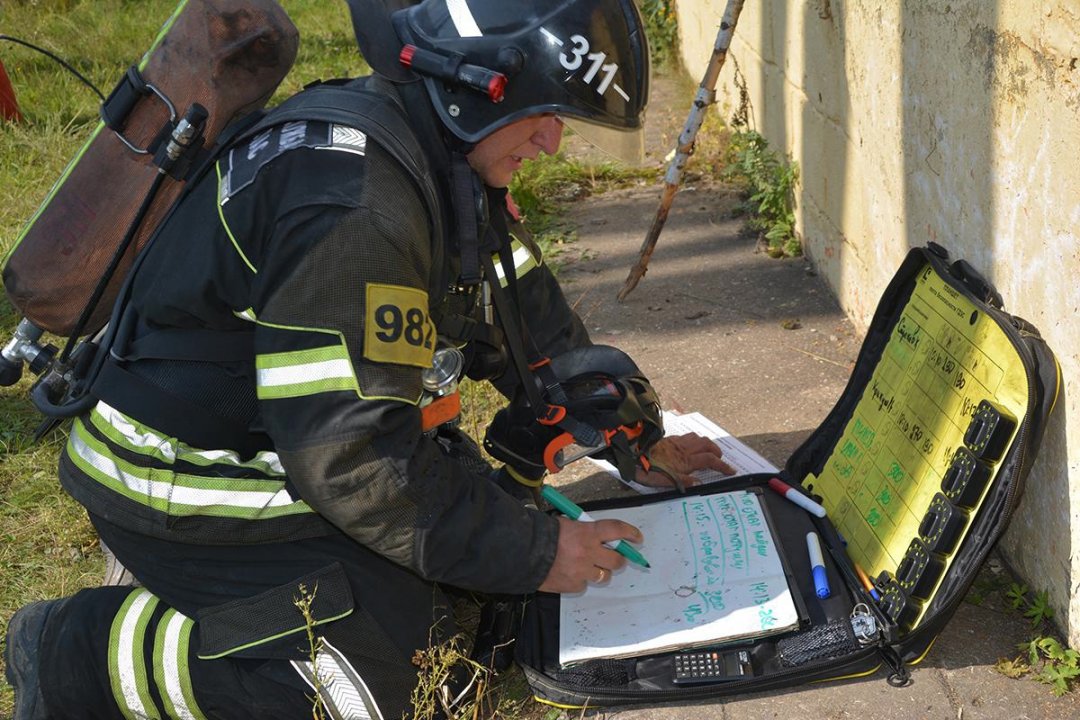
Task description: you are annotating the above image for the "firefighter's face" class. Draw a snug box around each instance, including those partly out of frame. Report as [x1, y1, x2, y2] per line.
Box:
[467, 114, 564, 188]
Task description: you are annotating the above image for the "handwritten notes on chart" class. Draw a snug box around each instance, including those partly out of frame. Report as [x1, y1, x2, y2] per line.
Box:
[805, 262, 1028, 592]
[558, 490, 799, 666]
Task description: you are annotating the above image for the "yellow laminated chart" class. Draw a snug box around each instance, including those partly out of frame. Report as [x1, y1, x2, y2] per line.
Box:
[805, 262, 1028, 603]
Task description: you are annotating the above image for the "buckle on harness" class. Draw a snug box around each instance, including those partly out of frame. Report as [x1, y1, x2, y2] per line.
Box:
[538, 404, 566, 426]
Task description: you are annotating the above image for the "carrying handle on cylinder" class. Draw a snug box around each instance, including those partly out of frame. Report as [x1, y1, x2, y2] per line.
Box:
[100, 66, 178, 155]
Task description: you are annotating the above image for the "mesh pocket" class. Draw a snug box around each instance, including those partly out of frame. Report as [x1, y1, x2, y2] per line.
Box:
[548, 658, 637, 688]
[776, 619, 859, 667]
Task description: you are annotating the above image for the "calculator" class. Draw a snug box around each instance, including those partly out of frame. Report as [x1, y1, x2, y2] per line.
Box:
[672, 649, 754, 684]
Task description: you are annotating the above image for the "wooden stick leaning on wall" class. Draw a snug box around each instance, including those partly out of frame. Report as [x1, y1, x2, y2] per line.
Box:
[617, 0, 746, 302]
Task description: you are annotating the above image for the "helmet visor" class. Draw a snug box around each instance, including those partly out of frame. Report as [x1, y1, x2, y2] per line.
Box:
[562, 115, 646, 165]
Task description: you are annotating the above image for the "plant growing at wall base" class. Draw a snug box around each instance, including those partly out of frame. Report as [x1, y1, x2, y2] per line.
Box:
[638, 0, 679, 67]
[720, 59, 801, 258]
[1023, 636, 1080, 696]
[993, 583, 1080, 696]
[724, 128, 801, 258]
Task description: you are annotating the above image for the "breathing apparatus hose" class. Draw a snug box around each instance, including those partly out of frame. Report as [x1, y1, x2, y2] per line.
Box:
[0, 35, 105, 102]
[58, 171, 167, 364]
[29, 100, 211, 418]
[30, 171, 166, 418]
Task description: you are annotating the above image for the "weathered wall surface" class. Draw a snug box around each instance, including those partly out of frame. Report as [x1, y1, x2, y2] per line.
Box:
[675, 0, 1080, 644]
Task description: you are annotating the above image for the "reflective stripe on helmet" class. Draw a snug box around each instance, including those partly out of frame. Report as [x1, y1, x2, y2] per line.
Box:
[446, 0, 483, 37]
[393, 0, 650, 146]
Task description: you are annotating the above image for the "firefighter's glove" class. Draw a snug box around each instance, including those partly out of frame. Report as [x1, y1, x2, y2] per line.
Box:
[483, 402, 555, 486]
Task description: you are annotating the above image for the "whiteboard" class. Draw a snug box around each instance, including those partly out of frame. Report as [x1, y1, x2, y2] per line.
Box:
[558, 490, 800, 666]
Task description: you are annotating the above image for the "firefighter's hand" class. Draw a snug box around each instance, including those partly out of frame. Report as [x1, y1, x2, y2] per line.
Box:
[635, 433, 736, 489]
[538, 517, 642, 594]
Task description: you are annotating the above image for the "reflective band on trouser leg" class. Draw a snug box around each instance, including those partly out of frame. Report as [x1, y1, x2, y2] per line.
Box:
[108, 588, 208, 720]
[153, 610, 208, 720]
[109, 589, 160, 719]
[291, 638, 386, 720]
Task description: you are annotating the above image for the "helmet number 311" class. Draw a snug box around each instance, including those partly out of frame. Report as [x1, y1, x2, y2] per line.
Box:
[544, 28, 630, 102]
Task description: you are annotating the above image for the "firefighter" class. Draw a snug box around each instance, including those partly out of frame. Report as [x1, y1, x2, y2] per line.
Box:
[5, 1, 733, 717]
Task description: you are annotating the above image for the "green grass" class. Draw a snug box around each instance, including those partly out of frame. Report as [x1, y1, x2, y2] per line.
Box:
[510, 148, 662, 265]
[0, 0, 364, 259]
[0, 1, 362, 714]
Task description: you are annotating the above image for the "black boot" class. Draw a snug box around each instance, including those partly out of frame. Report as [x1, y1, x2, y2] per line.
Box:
[4, 599, 61, 720]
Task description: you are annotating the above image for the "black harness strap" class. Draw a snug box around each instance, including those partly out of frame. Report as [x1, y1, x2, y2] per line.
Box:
[480, 251, 545, 412]
[122, 328, 254, 364]
[453, 154, 483, 286]
[99, 66, 152, 133]
[488, 200, 570, 407]
[480, 217, 602, 449]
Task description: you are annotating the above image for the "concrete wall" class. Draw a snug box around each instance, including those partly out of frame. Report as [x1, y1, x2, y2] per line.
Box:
[675, 0, 1080, 645]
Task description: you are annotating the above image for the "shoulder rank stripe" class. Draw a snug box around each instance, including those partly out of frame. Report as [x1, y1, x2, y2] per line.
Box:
[219, 121, 368, 205]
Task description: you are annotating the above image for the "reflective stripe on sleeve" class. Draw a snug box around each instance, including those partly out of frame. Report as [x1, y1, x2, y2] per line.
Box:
[256, 345, 360, 400]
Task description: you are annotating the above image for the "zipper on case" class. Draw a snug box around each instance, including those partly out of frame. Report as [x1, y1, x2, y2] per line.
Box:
[881, 643, 913, 687]
[529, 642, 886, 707]
[529, 596, 919, 707]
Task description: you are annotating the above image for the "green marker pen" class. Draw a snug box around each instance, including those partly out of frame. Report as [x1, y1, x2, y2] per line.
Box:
[540, 484, 651, 568]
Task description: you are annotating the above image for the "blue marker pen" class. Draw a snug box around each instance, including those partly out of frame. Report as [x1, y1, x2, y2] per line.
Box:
[806, 531, 831, 599]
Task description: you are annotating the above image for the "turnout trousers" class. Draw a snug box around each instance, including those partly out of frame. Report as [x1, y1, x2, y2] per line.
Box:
[35, 513, 460, 719]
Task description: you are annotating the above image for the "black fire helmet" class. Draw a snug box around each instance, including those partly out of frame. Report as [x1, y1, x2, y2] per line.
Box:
[346, 0, 651, 162]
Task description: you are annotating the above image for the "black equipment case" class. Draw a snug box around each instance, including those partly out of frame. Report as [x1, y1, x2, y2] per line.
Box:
[514, 243, 1061, 709]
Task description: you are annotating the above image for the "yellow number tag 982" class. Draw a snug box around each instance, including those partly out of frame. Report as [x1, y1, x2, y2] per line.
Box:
[364, 283, 436, 368]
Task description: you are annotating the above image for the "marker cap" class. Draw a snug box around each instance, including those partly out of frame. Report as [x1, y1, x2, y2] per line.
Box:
[812, 566, 831, 599]
[806, 531, 830, 599]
